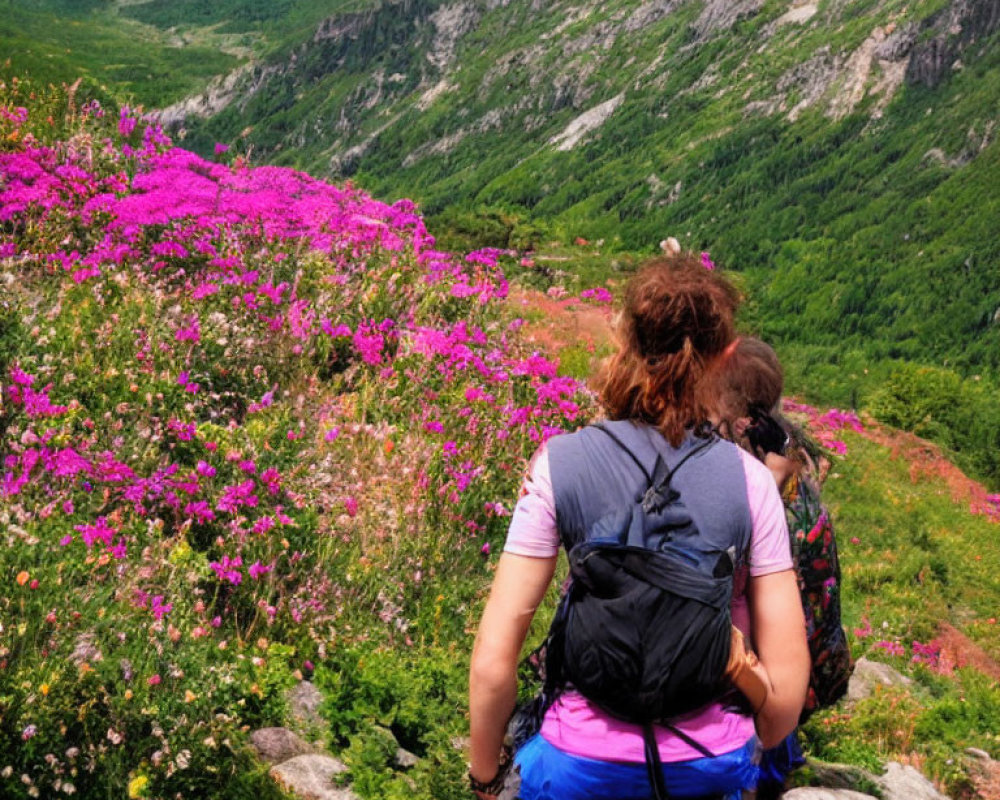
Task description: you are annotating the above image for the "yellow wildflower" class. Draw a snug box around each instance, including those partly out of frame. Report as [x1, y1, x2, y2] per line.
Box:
[127, 774, 149, 799]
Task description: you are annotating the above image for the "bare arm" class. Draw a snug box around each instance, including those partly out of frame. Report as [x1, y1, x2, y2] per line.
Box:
[762, 452, 797, 493]
[469, 552, 558, 785]
[747, 569, 810, 747]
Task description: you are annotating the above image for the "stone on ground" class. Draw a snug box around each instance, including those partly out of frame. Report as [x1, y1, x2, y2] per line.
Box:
[287, 681, 325, 728]
[250, 727, 315, 764]
[878, 762, 951, 800]
[847, 657, 913, 701]
[270, 754, 358, 800]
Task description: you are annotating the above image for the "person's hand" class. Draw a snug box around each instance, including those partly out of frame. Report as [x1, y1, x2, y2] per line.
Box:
[724, 625, 769, 714]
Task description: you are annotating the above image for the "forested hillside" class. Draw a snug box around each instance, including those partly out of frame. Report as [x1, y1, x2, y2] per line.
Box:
[131, 0, 1000, 377]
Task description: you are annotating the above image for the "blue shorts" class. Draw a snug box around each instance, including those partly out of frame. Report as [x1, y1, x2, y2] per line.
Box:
[514, 734, 759, 800]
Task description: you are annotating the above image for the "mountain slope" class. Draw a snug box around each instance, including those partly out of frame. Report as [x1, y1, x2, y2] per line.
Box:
[5, 0, 1000, 484]
[138, 0, 1000, 376]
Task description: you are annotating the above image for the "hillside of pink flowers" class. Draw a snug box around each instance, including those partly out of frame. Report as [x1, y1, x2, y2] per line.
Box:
[0, 86, 593, 798]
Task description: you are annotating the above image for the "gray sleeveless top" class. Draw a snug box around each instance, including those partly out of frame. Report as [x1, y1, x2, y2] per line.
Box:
[546, 420, 753, 563]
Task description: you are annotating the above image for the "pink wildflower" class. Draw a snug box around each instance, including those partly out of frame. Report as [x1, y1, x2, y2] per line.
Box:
[343, 496, 359, 517]
[248, 561, 273, 580]
[151, 595, 172, 620]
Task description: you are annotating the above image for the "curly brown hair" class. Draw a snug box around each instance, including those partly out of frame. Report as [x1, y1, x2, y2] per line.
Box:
[595, 253, 740, 446]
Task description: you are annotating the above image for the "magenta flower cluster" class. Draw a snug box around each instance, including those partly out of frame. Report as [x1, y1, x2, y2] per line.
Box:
[0, 99, 594, 638]
[782, 400, 863, 456]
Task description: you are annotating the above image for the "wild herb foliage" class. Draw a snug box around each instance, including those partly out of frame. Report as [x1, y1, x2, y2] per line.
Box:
[0, 78, 592, 799]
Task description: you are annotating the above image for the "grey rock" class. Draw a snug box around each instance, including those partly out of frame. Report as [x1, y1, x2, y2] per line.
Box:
[874, 22, 918, 61]
[394, 747, 419, 769]
[847, 657, 913, 701]
[693, 0, 763, 37]
[965, 746, 991, 760]
[907, 0, 1000, 88]
[288, 681, 325, 729]
[808, 760, 880, 791]
[427, 2, 481, 70]
[250, 727, 316, 764]
[624, 0, 683, 33]
[271, 755, 357, 800]
[784, 790, 876, 800]
[878, 761, 951, 800]
[369, 726, 419, 768]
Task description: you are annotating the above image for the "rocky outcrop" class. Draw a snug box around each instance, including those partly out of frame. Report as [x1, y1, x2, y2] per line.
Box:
[923, 119, 996, 168]
[774, 3, 819, 27]
[745, 19, 916, 123]
[313, 11, 371, 44]
[624, 0, 683, 33]
[783, 760, 951, 800]
[249, 682, 362, 800]
[549, 93, 625, 151]
[401, 98, 532, 167]
[879, 762, 951, 800]
[847, 656, 913, 701]
[251, 728, 317, 764]
[426, 2, 481, 70]
[907, 0, 1000, 87]
[156, 62, 283, 129]
[288, 680, 326, 729]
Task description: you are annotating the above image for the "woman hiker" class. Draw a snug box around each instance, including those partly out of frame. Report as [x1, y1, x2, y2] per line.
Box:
[468, 253, 809, 800]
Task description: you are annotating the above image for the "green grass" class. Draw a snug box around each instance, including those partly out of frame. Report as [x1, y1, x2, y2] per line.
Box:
[0, 3, 240, 106]
[792, 429, 1000, 793]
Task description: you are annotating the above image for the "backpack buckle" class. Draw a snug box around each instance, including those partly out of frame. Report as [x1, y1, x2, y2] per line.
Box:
[641, 484, 678, 514]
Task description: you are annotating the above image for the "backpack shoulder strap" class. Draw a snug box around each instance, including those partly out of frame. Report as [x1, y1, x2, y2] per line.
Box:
[591, 422, 716, 490]
[591, 422, 653, 484]
[642, 434, 715, 514]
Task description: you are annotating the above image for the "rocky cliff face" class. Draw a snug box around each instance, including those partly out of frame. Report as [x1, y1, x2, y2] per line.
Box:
[907, 0, 1000, 87]
[162, 0, 998, 161]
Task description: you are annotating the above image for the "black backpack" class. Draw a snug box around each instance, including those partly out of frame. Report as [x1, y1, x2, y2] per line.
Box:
[536, 424, 748, 799]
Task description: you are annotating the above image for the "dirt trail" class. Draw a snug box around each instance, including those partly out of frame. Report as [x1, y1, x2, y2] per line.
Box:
[509, 286, 615, 358]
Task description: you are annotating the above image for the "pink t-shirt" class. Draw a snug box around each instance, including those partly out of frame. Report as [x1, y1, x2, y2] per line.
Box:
[504, 443, 792, 762]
